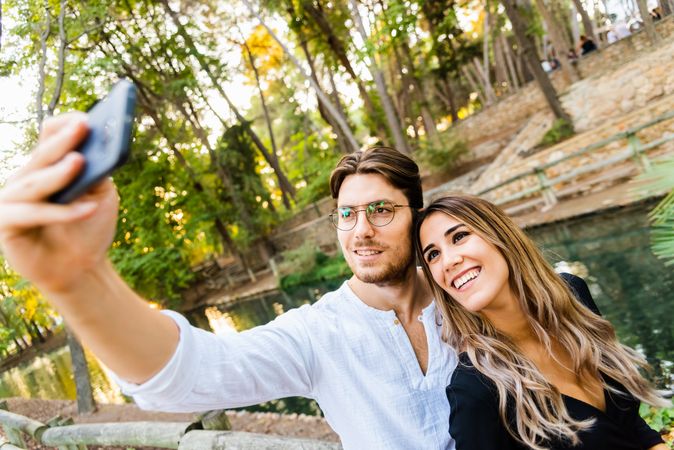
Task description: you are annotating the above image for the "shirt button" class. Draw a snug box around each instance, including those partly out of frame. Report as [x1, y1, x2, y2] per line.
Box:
[417, 315, 423, 322]
[393, 319, 400, 325]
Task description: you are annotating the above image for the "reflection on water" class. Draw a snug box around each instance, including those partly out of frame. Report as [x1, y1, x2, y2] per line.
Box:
[0, 346, 126, 404]
[528, 201, 674, 386]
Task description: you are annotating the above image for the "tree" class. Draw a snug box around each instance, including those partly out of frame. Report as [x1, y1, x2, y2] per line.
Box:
[242, 0, 360, 153]
[348, 0, 411, 154]
[30, 0, 97, 414]
[635, 0, 660, 45]
[569, 0, 597, 46]
[534, 0, 579, 83]
[501, 0, 572, 123]
[159, 0, 297, 209]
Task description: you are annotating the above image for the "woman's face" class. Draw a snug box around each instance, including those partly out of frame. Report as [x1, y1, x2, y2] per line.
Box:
[419, 212, 515, 314]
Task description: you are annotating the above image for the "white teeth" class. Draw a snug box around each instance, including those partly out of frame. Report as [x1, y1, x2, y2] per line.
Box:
[453, 268, 481, 289]
[356, 250, 381, 256]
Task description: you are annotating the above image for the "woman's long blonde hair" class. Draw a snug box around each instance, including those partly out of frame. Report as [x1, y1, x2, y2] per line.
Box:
[415, 195, 665, 450]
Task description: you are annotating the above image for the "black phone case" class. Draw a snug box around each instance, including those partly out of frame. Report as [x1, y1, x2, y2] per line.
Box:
[50, 80, 136, 204]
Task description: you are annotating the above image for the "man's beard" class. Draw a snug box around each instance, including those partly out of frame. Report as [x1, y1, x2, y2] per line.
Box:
[352, 247, 414, 285]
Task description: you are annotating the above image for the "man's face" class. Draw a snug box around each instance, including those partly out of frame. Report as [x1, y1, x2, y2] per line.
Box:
[336, 173, 414, 284]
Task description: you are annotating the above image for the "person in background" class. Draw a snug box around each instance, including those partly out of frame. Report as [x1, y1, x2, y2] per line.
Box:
[614, 20, 633, 39]
[650, 7, 662, 21]
[579, 34, 598, 55]
[416, 195, 668, 450]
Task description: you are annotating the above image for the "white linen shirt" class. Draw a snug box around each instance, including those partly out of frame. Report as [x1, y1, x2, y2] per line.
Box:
[115, 281, 458, 449]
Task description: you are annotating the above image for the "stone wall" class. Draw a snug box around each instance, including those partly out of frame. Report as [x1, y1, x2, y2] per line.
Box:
[563, 35, 674, 132]
[269, 214, 337, 254]
[577, 16, 674, 79]
[447, 15, 674, 162]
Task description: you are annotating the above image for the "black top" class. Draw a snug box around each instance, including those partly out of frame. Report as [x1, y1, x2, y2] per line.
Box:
[580, 39, 597, 55]
[447, 273, 664, 450]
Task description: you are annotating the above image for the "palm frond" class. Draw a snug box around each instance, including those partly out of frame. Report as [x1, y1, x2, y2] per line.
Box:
[642, 156, 674, 265]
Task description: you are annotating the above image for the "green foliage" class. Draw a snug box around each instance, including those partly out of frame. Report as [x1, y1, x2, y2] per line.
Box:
[0, 260, 60, 357]
[278, 240, 321, 278]
[639, 156, 674, 266]
[236, 396, 323, 416]
[416, 130, 468, 173]
[640, 399, 674, 445]
[279, 242, 351, 290]
[110, 145, 199, 307]
[538, 119, 575, 148]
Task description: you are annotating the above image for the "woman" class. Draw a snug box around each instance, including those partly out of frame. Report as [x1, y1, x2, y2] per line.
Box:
[415, 195, 668, 450]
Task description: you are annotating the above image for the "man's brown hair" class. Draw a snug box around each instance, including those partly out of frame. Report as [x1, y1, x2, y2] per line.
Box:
[329, 146, 423, 208]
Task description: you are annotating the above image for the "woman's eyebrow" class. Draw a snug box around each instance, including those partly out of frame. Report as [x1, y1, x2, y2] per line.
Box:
[421, 223, 464, 255]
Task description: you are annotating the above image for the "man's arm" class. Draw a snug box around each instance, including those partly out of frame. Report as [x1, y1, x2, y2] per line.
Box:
[0, 113, 178, 384]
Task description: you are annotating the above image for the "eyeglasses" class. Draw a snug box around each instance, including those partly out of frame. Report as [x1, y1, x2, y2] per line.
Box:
[329, 200, 411, 231]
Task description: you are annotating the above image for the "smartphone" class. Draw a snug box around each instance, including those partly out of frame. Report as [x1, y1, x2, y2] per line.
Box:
[50, 79, 137, 204]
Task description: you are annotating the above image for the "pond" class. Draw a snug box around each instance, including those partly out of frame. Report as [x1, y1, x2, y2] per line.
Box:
[527, 200, 674, 386]
[0, 346, 126, 404]
[1, 200, 673, 411]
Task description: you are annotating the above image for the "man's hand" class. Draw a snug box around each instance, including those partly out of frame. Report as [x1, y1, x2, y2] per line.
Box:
[0, 113, 179, 384]
[0, 113, 119, 293]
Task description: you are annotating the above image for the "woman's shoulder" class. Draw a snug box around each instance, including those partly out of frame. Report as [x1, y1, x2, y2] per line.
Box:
[559, 272, 601, 316]
[447, 353, 498, 402]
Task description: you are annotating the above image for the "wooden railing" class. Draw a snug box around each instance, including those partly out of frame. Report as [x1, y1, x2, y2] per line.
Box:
[0, 402, 341, 450]
[476, 110, 674, 214]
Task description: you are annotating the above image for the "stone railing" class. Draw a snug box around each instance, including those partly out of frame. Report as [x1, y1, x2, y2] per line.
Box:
[0, 404, 341, 450]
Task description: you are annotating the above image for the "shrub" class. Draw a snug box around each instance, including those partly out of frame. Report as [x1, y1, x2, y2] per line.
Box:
[416, 131, 468, 174]
[537, 118, 575, 148]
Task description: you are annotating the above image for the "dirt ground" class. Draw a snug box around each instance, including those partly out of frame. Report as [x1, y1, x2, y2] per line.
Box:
[1, 397, 339, 448]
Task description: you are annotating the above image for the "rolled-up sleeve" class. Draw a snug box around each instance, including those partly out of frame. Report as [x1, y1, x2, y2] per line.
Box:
[112, 308, 316, 412]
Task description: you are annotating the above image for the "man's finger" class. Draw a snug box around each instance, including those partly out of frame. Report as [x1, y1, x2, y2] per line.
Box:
[14, 116, 89, 178]
[39, 112, 88, 141]
[0, 201, 98, 230]
[0, 153, 85, 203]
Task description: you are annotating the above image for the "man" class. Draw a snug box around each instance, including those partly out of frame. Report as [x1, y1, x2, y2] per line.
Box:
[0, 114, 457, 449]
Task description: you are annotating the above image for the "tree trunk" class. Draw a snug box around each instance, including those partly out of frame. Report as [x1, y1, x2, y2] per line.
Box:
[471, 57, 497, 104]
[635, 0, 660, 45]
[66, 328, 97, 414]
[296, 25, 353, 154]
[502, 0, 573, 123]
[35, 6, 51, 130]
[492, 31, 510, 92]
[348, 0, 411, 154]
[297, 0, 386, 138]
[240, 39, 293, 209]
[513, 43, 528, 83]
[325, 64, 354, 154]
[398, 41, 439, 141]
[441, 78, 459, 123]
[483, 4, 491, 88]
[568, 3, 581, 48]
[535, 0, 580, 83]
[501, 34, 521, 90]
[47, 0, 67, 117]
[570, 0, 597, 45]
[389, 47, 409, 135]
[462, 64, 486, 105]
